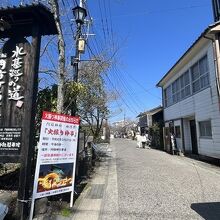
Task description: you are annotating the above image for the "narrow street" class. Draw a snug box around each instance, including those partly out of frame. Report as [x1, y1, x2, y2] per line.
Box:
[73, 138, 220, 220]
[113, 139, 220, 220]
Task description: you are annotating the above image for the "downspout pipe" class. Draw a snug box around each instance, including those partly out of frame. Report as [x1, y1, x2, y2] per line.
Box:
[204, 34, 220, 98]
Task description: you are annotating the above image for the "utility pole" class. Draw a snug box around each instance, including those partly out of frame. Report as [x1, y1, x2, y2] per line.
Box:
[72, 0, 87, 115]
[124, 109, 126, 127]
[80, 0, 86, 7]
[70, 1, 87, 204]
[72, 24, 81, 115]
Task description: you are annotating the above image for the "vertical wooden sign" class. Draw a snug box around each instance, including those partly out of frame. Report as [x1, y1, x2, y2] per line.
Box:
[0, 33, 41, 219]
[0, 4, 57, 219]
[0, 37, 33, 162]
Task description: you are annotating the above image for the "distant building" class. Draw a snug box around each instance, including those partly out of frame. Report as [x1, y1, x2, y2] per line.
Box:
[137, 106, 163, 149]
[137, 106, 163, 135]
[157, 21, 220, 159]
[112, 120, 128, 128]
[111, 119, 137, 139]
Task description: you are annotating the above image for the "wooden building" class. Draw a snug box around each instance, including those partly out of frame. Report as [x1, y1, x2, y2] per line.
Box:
[157, 21, 220, 158]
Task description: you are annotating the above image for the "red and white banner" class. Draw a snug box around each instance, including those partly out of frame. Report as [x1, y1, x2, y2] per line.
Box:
[30, 111, 80, 219]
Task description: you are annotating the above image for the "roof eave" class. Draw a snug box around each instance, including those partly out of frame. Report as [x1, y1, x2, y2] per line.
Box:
[0, 3, 58, 38]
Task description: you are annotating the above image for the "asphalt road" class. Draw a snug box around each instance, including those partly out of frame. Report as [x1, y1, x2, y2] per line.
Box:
[111, 138, 220, 220]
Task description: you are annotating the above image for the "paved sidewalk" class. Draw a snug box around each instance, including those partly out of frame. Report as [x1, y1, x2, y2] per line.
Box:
[71, 143, 119, 220]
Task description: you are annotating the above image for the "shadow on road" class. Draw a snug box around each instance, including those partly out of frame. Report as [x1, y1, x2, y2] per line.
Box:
[191, 202, 220, 220]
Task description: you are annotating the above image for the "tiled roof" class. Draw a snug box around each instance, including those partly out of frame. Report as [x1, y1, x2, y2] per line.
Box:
[137, 105, 163, 117]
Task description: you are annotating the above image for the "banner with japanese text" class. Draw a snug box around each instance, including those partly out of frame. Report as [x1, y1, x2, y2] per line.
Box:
[32, 111, 80, 199]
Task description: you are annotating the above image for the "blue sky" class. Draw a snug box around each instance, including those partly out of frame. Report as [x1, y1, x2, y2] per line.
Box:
[0, 0, 213, 122]
[86, 0, 213, 122]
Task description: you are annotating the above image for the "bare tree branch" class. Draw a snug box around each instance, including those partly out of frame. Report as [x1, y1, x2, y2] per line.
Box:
[40, 36, 56, 57]
[49, 0, 66, 113]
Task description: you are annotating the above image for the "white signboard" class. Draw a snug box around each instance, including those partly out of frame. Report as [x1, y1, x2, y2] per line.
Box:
[30, 111, 80, 219]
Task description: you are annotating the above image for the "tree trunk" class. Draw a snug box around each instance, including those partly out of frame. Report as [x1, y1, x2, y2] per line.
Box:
[49, 0, 66, 113]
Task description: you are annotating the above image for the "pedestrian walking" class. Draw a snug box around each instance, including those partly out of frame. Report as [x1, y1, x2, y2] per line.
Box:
[136, 132, 142, 148]
[145, 132, 151, 149]
[141, 134, 147, 148]
[170, 133, 177, 155]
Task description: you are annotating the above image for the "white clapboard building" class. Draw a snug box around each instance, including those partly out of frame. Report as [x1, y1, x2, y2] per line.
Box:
[157, 21, 220, 159]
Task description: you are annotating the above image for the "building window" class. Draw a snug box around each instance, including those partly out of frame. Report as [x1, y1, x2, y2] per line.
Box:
[199, 120, 212, 138]
[175, 126, 181, 138]
[163, 54, 209, 108]
[172, 78, 181, 104]
[164, 85, 172, 107]
[191, 56, 209, 93]
[180, 70, 191, 99]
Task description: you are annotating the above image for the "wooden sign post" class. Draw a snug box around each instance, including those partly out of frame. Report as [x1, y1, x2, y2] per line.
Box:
[0, 4, 57, 220]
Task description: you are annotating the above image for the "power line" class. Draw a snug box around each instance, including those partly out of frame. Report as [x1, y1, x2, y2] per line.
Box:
[83, 4, 144, 115]
[105, 4, 210, 19]
[85, 41, 139, 115]
[110, 65, 146, 111]
[124, 71, 162, 100]
[98, 0, 107, 43]
[73, 0, 78, 6]
[108, 0, 115, 50]
[60, 0, 75, 36]
[103, 0, 110, 41]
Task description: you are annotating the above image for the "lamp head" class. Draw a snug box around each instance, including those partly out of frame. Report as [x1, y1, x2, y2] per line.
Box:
[72, 6, 87, 25]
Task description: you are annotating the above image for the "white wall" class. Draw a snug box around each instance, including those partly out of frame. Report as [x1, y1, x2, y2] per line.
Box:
[163, 40, 220, 159]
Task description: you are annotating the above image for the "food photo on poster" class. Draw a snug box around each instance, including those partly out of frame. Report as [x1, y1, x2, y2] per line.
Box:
[37, 163, 73, 193]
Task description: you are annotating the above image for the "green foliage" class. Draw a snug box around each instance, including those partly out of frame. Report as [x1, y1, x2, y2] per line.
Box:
[150, 123, 160, 134]
[36, 58, 111, 143]
[76, 60, 110, 142]
[35, 84, 58, 136]
[65, 81, 87, 97]
[60, 208, 71, 217]
[37, 84, 57, 112]
[149, 122, 163, 149]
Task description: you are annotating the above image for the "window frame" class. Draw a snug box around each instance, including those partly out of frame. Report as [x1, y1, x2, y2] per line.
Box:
[199, 120, 212, 139]
[163, 54, 210, 109]
[164, 85, 172, 107]
[172, 78, 181, 104]
[191, 55, 209, 94]
[175, 125, 181, 138]
[180, 70, 191, 99]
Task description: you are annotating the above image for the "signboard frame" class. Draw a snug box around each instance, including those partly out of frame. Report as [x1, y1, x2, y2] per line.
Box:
[29, 111, 80, 220]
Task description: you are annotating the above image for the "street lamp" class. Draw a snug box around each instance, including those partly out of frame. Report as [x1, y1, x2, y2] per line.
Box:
[72, 5, 87, 25]
[71, 5, 87, 116]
